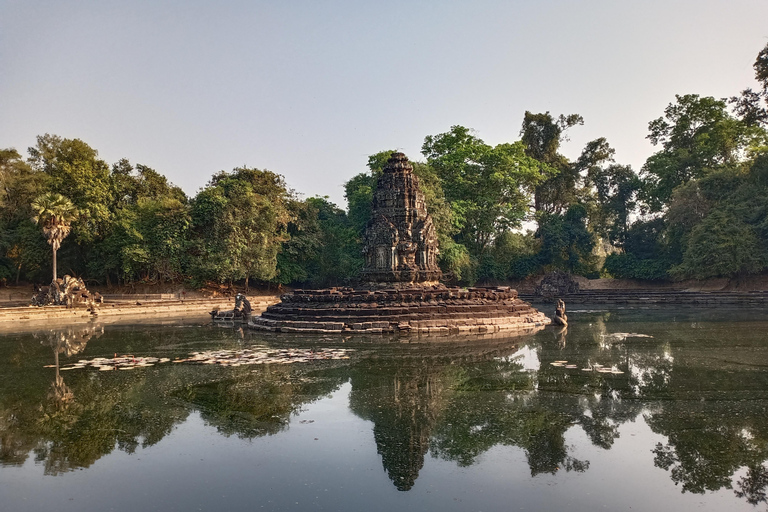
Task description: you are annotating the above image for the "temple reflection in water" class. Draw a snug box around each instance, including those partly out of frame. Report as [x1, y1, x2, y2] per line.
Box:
[1, 310, 768, 509]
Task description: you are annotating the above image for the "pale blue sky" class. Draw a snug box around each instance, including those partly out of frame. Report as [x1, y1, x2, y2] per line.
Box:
[2, 0, 767, 207]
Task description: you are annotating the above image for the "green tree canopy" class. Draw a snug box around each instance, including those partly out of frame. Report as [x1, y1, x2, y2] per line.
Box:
[730, 42, 768, 127]
[535, 204, 597, 276]
[28, 134, 113, 243]
[189, 167, 291, 287]
[0, 149, 49, 282]
[520, 111, 583, 213]
[422, 126, 543, 255]
[277, 196, 361, 287]
[641, 94, 768, 210]
[671, 208, 766, 280]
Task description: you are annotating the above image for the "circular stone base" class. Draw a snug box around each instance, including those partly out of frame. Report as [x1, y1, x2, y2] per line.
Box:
[248, 285, 551, 335]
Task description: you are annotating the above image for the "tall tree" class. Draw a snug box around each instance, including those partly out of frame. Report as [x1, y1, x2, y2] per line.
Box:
[730, 42, 768, 127]
[641, 94, 767, 210]
[588, 164, 641, 246]
[344, 171, 377, 236]
[0, 149, 49, 282]
[520, 111, 583, 213]
[189, 167, 291, 288]
[28, 134, 113, 243]
[31, 193, 78, 281]
[277, 197, 361, 287]
[422, 126, 542, 255]
[92, 160, 189, 285]
[535, 204, 597, 275]
[0, 149, 47, 218]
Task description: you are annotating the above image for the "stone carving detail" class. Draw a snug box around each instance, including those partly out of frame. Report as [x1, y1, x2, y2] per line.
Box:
[32, 275, 102, 311]
[360, 152, 442, 285]
[535, 271, 579, 299]
[553, 299, 568, 326]
[210, 293, 252, 323]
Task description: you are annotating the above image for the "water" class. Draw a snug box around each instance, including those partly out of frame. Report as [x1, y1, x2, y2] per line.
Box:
[2, 306, 768, 511]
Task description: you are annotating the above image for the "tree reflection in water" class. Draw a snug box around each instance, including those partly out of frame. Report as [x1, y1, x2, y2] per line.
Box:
[39, 325, 102, 408]
[1, 324, 193, 474]
[0, 311, 768, 508]
[179, 364, 348, 439]
[735, 464, 768, 506]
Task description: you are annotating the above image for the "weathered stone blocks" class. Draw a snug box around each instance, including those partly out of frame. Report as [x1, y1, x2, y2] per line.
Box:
[249, 284, 550, 335]
[247, 152, 550, 336]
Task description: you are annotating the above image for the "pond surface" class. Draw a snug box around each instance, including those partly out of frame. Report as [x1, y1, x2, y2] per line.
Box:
[2, 306, 768, 512]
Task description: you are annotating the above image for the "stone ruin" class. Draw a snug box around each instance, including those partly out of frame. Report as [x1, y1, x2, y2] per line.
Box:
[535, 271, 580, 300]
[210, 292, 252, 323]
[360, 152, 442, 286]
[249, 152, 550, 335]
[32, 275, 103, 312]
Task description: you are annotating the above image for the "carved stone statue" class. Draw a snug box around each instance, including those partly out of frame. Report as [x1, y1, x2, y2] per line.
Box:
[211, 292, 252, 323]
[553, 299, 568, 326]
[32, 275, 102, 311]
[360, 152, 442, 286]
[235, 293, 252, 315]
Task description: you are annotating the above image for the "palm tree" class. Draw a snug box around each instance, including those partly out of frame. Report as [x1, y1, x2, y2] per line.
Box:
[32, 193, 78, 281]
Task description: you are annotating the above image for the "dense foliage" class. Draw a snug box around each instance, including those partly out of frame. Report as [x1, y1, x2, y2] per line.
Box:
[2, 43, 768, 288]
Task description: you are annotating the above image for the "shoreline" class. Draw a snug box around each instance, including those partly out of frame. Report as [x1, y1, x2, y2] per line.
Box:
[520, 289, 768, 306]
[3, 287, 768, 334]
[0, 296, 280, 331]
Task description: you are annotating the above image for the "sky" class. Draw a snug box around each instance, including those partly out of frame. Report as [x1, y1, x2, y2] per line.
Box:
[1, 0, 767, 207]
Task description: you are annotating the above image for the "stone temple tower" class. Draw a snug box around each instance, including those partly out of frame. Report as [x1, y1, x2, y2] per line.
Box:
[249, 150, 551, 335]
[360, 152, 443, 286]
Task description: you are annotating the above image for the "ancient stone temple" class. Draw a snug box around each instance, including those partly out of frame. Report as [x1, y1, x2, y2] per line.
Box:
[360, 152, 442, 285]
[249, 152, 550, 335]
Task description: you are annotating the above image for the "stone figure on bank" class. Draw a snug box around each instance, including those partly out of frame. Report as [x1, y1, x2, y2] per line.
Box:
[553, 299, 568, 326]
[32, 275, 102, 311]
[211, 293, 252, 323]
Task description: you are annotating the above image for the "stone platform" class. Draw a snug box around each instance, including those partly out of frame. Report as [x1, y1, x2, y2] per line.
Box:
[249, 153, 550, 337]
[249, 285, 551, 335]
[0, 297, 279, 327]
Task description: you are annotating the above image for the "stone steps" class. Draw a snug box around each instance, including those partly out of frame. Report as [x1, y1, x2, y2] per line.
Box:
[100, 293, 179, 301]
[250, 289, 551, 335]
[0, 297, 279, 325]
[251, 313, 548, 335]
[519, 289, 768, 305]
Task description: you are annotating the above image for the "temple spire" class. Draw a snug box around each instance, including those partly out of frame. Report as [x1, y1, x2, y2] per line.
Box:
[360, 152, 442, 286]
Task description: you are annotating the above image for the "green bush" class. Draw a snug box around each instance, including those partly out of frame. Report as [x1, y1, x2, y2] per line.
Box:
[604, 253, 671, 281]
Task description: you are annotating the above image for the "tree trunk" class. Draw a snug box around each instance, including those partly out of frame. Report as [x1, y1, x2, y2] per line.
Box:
[52, 247, 58, 282]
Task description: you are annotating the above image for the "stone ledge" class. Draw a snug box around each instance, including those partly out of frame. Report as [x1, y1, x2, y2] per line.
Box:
[0, 297, 279, 325]
[249, 302, 551, 335]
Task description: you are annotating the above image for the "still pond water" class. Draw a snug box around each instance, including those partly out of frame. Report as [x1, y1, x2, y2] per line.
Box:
[2, 306, 768, 512]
